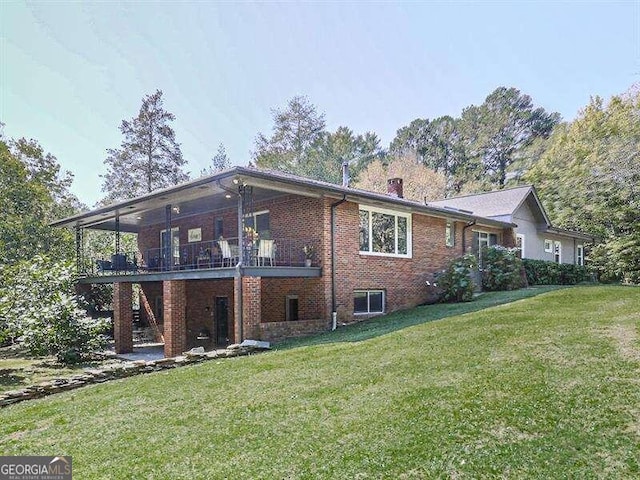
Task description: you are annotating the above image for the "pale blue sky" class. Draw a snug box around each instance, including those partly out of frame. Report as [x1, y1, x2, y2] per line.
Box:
[1, 1, 638, 206]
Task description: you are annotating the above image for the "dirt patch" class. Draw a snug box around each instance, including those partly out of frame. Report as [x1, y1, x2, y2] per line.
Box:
[606, 324, 640, 362]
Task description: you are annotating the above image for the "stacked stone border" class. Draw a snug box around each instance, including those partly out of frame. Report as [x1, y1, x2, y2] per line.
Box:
[0, 344, 267, 408]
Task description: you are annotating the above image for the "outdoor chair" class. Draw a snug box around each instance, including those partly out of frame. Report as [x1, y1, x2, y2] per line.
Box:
[257, 239, 276, 266]
[218, 239, 239, 267]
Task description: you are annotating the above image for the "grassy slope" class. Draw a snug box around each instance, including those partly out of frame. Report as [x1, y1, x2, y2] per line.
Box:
[1, 286, 639, 479]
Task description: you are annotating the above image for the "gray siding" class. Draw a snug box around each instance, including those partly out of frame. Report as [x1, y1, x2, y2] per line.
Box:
[513, 204, 582, 264]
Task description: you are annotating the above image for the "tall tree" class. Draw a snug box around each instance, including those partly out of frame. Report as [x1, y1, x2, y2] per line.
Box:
[304, 127, 383, 184]
[101, 90, 188, 202]
[201, 143, 231, 176]
[253, 95, 326, 174]
[253, 96, 383, 183]
[0, 136, 77, 265]
[389, 116, 469, 195]
[389, 118, 430, 160]
[460, 87, 560, 189]
[525, 88, 640, 282]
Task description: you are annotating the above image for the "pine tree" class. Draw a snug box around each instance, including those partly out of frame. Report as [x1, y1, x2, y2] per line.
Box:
[101, 90, 188, 202]
[200, 143, 231, 176]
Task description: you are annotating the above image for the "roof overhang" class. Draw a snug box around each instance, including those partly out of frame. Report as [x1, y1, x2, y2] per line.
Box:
[51, 166, 515, 232]
[540, 226, 595, 242]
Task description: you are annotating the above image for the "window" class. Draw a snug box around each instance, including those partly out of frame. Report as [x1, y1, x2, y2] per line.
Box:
[359, 206, 411, 257]
[245, 210, 270, 237]
[473, 231, 498, 263]
[354, 290, 385, 314]
[445, 221, 455, 247]
[576, 244, 584, 266]
[515, 234, 525, 259]
[554, 241, 562, 264]
[473, 231, 498, 251]
[286, 295, 299, 321]
[214, 218, 224, 239]
[544, 239, 553, 253]
[160, 227, 180, 265]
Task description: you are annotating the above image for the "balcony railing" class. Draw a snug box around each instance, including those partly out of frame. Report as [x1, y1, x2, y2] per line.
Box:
[80, 238, 320, 277]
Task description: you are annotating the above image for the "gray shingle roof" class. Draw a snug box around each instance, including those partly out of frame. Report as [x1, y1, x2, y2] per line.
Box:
[428, 186, 533, 219]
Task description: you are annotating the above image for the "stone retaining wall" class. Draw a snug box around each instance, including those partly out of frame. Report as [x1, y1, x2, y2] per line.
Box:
[0, 344, 267, 408]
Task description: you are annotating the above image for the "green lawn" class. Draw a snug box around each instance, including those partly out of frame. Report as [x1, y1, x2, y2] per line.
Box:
[1, 285, 639, 478]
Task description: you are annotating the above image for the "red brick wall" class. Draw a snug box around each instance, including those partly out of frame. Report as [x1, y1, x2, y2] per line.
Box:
[184, 279, 235, 348]
[136, 194, 326, 264]
[242, 277, 261, 340]
[113, 282, 133, 354]
[260, 320, 331, 343]
[163, 280, 187, 357]
[260, 278, 326, 322]
[329, 202, 473, 324]
[132, 191, 513, 345]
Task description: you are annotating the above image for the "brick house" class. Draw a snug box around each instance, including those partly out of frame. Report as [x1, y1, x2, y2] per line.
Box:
[52, 167, 517, 358]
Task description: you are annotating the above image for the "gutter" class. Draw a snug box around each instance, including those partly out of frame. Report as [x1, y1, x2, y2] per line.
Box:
[330, 194, 348, 330]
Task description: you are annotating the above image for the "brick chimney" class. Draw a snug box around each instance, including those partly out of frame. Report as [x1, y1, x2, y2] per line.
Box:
[387, 178, 403, 198]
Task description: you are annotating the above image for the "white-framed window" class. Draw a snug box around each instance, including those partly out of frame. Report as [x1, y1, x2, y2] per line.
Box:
[445, 220, 455, 248]
[516, 234, 525, 259]
[160, 227, 180, 265]
[354, 290, 385, 315]
[554, 240, 562, 264]
[576, 244, 584, 266]
[544, 239, 553, 253]
[359, 205, 411, 257]
[285, 295, 299, 321]
[244, 210, 270, 237]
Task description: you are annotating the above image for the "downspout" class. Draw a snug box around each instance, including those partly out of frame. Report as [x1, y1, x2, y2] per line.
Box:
[236, 189, 244, 342]
[461, 221, 476, 255]
[330, 195, 347, 331]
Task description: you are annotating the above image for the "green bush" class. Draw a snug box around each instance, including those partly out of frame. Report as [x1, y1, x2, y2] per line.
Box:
[522, 259, 591, 285]
[481, 246, 525, 291]
[436, 253, 478, 303]
[589, 236, 640, 284]
[0, 255, 109, 363]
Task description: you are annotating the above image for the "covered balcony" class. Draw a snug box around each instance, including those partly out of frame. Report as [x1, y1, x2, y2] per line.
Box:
[53, 168, 326, 284]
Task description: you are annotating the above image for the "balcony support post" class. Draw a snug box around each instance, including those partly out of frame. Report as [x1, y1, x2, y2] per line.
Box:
[115, 216, 121, 256]
[165, 204, 172, 271]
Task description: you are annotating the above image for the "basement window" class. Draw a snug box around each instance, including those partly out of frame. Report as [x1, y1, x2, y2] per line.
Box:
[354, 290, 385, 315]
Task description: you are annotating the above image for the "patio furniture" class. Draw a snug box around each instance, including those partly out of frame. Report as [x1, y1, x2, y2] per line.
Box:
[218, 240, 239, 267]
[96, 259, 113, 272]
[257, 239, 276, 266]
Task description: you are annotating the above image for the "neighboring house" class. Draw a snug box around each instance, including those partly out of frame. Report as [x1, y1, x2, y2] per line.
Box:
[52, 167, 516, 357]
[429, 185, 593, 266]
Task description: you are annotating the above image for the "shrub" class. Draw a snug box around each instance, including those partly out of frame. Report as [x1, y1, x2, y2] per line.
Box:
[436, 253, 478, 303]
[0, 255, 109, 363]
[522, 259, 591, 285]
[481, 246, 525, 291]
[589, 236, 640, 284]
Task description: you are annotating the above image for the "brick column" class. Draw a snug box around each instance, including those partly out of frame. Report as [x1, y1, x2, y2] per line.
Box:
[163, 280, 187, 357]
[242, 277, 262, 340]
[113, 282, 133, 354]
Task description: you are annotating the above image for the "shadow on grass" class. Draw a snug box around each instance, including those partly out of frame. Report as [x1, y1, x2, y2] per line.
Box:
[275, 286, 568, 351]
[0, 371, 27, 388]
